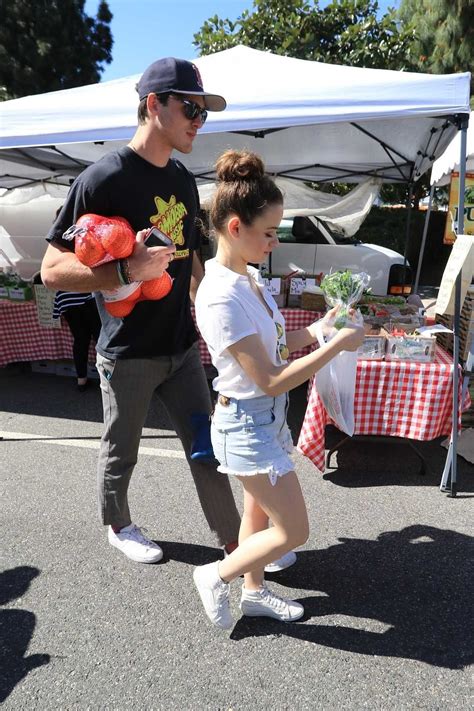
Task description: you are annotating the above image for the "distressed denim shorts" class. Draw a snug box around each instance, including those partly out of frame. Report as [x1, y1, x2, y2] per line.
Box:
[211, 392, 294, 486]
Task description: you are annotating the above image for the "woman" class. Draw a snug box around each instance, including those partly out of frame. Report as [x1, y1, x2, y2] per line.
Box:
[193, 150, 364, 630]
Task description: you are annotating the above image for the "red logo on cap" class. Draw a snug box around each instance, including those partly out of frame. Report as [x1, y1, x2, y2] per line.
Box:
[192, 64, 203, 89]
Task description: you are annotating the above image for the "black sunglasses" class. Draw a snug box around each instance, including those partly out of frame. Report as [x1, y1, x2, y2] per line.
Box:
[171, 94, 208, 125]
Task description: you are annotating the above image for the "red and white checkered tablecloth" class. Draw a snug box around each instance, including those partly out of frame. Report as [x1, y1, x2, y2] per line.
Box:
[192, 306, 322, 366]
[297, 346, 471, 473]
[0, 300, 321, 370]
[0, 300, 95, 368]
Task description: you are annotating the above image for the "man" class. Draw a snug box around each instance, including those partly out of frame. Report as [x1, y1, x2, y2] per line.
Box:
[41, 57, 242, 563]
[41, 57, 295, 573]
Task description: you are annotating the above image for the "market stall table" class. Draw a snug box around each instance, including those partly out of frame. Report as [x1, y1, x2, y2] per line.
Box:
[297, 345, 471, 473]
[0, 301, 321, 370]
[0, 299, 95, 369]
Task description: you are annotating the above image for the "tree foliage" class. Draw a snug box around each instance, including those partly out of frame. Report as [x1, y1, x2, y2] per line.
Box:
[399, 0, 474, 91]
[194, 0, 415, 70]
[0, 0, 113, 100]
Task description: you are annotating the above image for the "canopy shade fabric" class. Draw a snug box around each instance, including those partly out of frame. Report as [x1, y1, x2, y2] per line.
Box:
[198, 177, 381, 237]
[431, 116, 474, 186]
[0, 46, 470, 190]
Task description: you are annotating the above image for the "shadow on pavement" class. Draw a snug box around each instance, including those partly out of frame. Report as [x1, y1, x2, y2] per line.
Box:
[229, 524, 473, 669]
[155, 541, 223, 567]
[0, 566, 50, 703]
[322, 426, 474, 491]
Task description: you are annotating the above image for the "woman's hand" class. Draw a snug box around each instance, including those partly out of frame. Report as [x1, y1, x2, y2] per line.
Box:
[333, 322, 366, 352]
[127, 229, 176, 281]
[307, 306, 337, 340]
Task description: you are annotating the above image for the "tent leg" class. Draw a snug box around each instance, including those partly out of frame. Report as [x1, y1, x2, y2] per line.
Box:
[402, 183, 414, 287]
[439, 116, 469, 497]
[414, 183, 434, 294]
[440, 436, 453, 492]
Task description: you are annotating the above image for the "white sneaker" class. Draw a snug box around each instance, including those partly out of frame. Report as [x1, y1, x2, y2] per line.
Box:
[108, 523, 163, 563]
[264, 550, 297, 573]
[193, 561, 233, 630]
[240, 584, 304, 622]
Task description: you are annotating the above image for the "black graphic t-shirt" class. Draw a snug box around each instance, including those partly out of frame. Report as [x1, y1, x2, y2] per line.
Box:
[47, 147, 200, 359]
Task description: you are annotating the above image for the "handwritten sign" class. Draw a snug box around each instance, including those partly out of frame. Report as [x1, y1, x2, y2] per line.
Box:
[264, 277, 282, 295]
[34, 285, 60, 328]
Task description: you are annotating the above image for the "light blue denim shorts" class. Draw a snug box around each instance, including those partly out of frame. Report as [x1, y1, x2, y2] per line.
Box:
[211, 392, 294, 485]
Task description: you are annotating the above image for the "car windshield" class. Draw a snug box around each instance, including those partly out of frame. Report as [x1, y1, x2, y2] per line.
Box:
[277, 217, 357, 245]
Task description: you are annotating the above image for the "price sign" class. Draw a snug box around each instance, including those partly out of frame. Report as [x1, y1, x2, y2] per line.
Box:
[289, 277, 305, 295]
[264, 277, 282, 295]
[34, 285, 60, 328]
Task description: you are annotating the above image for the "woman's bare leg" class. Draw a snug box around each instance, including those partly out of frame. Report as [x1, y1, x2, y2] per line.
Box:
[218, 470, 309, 586]
[238, 489, 269, 590]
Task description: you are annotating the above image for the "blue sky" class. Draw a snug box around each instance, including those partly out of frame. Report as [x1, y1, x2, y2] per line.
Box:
[85, 0, 400, 82]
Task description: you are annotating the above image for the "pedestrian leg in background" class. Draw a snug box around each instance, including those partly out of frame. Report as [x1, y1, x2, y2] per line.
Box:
[63, 304, 94, 387]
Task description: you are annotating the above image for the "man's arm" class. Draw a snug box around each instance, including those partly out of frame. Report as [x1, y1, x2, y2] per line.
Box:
[41, 233, 176, 292]
[189, 251, 204, 304]
[41, 242, 123, 291]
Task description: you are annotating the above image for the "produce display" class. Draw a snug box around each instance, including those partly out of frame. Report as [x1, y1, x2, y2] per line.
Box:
[64, 214, 173, 317]
[0, 267, 33, 301]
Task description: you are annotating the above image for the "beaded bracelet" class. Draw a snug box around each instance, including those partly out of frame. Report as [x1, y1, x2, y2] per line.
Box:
[118, 258, 133, 285]
[116, 260, 127, 286]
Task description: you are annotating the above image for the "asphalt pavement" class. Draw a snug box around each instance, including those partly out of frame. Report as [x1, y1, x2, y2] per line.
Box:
[0, 364, 473, 710]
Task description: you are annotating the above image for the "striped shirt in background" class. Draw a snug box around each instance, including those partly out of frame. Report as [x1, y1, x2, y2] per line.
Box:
[52, 291, 95, 319]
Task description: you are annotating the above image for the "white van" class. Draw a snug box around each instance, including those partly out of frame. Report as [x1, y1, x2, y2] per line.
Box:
[265, 216, 412, 296]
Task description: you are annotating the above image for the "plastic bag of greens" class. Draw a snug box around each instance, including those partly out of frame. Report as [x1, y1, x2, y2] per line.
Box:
[320, 270, 370, 329]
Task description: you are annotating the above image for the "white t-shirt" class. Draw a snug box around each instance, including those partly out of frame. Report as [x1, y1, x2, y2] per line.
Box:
[195, 259, 288, 399]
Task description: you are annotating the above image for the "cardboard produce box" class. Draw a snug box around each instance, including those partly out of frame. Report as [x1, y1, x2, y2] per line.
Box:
[383, 324, 436, 362]
[358, 333, 386, 360]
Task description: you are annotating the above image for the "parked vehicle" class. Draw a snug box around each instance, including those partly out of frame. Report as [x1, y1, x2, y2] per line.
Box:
[265, 216, 412, 296]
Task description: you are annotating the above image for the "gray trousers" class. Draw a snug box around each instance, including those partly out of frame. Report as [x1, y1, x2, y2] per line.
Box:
[96, 343, 241, 546]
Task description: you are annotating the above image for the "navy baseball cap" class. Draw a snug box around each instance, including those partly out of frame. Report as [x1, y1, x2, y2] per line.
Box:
[136, 57, 226, 111]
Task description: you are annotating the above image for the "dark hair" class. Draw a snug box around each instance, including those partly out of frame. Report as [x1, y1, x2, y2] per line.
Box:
[137, 92, 171, 124]
[210, 150, 283, 232]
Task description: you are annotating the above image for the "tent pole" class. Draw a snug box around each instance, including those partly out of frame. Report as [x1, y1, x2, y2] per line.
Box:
[441, 116, 469, 497]
[414, 183, 434, 294]
[402, 183, 414, 286]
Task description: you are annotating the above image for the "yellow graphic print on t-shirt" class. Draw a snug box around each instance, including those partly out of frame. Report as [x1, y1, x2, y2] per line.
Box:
[150, 195, 189, 259]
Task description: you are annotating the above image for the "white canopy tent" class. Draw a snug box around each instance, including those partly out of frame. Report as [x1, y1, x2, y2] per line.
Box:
[0, 45, 471, 494]
[415, 116, 473, 293]
[0, 46, 470, 190]
[431, 118, 474, 187]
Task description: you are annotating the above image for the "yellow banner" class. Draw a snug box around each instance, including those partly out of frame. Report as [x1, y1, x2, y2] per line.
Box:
[444, 171, 474, 245]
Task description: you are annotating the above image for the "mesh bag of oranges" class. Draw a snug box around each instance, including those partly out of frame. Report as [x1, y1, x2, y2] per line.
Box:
[62, 214, 173, 317]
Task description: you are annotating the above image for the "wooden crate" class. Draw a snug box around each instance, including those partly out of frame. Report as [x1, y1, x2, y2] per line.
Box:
[301, 291, 327, 311]
[435, 287, 474, 363]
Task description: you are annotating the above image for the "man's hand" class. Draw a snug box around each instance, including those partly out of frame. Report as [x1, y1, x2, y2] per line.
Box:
[127, 229, 176, 281]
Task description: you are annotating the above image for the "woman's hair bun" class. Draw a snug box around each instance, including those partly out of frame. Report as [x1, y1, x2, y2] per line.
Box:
[215, 150, 265, 183]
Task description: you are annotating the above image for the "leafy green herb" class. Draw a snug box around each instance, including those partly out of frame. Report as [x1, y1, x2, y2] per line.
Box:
[320, 270, 369, 329]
